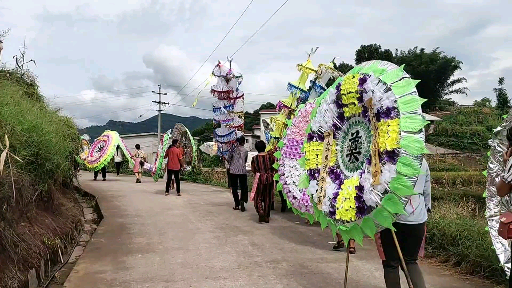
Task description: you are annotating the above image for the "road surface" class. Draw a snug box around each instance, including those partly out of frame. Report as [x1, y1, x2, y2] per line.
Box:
[64, 172, 494, 288]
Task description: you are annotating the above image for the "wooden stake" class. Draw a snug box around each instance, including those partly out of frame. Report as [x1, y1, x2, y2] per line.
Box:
[391, 229, 414, 288]
[343, 248, 350, 288]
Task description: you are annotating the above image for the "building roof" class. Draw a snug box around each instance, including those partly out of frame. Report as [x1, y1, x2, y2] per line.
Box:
[120, 132, 159, 138]
[423, 113, 441, 121]
[259, 109, 277, 114]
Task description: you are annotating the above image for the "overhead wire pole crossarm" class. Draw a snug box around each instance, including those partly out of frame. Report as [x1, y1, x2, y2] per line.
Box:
[152, 84, 169, 141]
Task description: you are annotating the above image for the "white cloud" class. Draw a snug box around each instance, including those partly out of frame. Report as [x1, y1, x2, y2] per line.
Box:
[0, 0, 511, 127]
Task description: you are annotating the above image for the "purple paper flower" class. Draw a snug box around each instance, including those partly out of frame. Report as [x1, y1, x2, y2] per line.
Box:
[377, 106, 399, 121]
[336, 82, 342, 95]
[329, 190, 339, 219]
[382, 149, 399, 165]
[361, 106, 370, 121]
[358, 75, 368, 88]
[355, 184, 369, 218]
[335, 99, 344, 109]
[308, 168, 320, 181]
[328, 166, 344, 188]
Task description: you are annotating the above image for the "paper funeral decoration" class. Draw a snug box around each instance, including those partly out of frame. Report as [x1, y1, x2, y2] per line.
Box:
[171, 123, 196, 167]
[77, 134, 91, 163]
[275, 60, 429, 245]
[484, 115, 512, 276]
[211, 58, 244, 157]
[152, 129, 172, 182]
[84, 130, 134, 170]
[267, 50, 342, 152]
[199, 142, 218, 157]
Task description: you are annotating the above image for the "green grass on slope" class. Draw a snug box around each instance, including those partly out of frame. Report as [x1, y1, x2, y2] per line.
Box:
[0, 71, 79, 196]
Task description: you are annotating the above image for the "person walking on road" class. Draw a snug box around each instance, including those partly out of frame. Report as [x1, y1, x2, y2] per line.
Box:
[114, 145, 123, 176]
[165, 139, 184, 196]
[93, 166, 107, 181]
[378, 158, 430, 288]
[132, 144, 146, 183]
[227, 136, 248, 212]
[170, 142, 186, 190]
[250, 140, 276, 223]
[333, 233, 356, 254]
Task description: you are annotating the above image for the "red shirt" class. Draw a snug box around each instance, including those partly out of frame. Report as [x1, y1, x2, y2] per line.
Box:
[165, 147, 183, 170]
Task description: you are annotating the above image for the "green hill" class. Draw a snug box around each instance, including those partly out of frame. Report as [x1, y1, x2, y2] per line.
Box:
[79, 113, 210, 139]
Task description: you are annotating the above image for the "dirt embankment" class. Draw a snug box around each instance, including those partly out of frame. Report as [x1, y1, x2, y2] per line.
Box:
[0, 177, 83, 288]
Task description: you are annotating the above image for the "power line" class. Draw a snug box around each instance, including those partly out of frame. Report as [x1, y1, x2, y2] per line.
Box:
[230, 0, 290, 58]
[173, 0, 255, 96]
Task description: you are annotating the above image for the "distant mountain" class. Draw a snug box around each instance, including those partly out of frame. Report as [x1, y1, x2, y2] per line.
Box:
[79, 113, 210, 140]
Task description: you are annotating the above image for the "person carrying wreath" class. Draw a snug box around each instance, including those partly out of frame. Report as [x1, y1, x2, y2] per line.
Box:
[378, 158, 430, 288]
[251, 140, 276, 223]
[227, 136, 248, 211]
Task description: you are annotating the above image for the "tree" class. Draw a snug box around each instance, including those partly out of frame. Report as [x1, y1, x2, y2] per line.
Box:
[473, 97, 493, 108]
[393, 47, 467, 112]
[244, 102, 276, 131]
[355, 44, 394, 65]
[494, 77, 510, 114]
[326, 61, 354, 88]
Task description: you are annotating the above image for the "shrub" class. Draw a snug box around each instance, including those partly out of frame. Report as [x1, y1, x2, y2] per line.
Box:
[427, 189, 505, 284]
[427, 107, 502, 153]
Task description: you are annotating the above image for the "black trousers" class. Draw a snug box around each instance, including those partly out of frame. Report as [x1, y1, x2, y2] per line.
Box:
[94, 166, 107, 180]
[165, 169, 181, 193]
[226, 169, 231, 188]
[380, 222, 426, 288]
[230, 174, 248, 207]
[115, 162, 122, 175]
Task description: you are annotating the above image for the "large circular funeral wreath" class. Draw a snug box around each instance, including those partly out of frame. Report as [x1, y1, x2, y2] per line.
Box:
[275, 60, 429, 244]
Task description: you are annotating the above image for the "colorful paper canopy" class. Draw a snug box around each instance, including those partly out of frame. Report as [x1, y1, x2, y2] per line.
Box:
[276, 60, 429, 244]
[84, 130, 134, 170]
[484, 116, 512, 276]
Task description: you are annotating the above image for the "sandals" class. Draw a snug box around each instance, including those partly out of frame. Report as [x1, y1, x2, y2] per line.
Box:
[332, 240, 345, 251]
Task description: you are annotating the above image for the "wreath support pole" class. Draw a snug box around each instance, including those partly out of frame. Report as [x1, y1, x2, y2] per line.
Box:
[391, 229, 414, 288]
[343, 249, 350, 288]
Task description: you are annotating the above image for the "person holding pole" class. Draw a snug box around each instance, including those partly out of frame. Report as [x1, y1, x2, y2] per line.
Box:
[495, 127, 512, 288]
[378, 158, 430, 288]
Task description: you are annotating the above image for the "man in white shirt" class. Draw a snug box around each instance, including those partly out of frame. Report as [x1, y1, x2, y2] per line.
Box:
[114, 145, 123, 176]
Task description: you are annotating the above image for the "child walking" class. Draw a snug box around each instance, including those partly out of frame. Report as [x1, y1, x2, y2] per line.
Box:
[250, 140, 276, 223]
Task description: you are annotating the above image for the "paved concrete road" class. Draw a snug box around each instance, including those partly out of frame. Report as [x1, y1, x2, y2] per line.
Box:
[65, 173, 494, 288]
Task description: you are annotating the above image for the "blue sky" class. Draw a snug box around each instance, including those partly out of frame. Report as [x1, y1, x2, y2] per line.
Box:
[0, 0, 510, 127]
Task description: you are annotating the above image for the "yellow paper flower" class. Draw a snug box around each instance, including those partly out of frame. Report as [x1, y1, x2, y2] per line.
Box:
[304, 141, 323, 169]
[335, 176, 359, 221]
[377, 119, 400, 151]
[339, 74, 362, 118]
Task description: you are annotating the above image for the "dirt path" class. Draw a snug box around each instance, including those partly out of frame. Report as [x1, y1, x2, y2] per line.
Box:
[64, 172, 494, 288]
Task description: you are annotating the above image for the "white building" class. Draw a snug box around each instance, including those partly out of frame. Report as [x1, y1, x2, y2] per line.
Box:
[120, 132, 160, 164]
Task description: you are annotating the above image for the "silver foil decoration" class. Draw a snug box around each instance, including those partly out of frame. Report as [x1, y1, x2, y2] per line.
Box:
[486, 115, 512, 276]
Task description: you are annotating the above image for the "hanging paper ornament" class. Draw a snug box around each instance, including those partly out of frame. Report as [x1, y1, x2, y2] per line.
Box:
[276, 60, 429, 244]
[85, 130, 134, 170]
[211, 58, 245, 156]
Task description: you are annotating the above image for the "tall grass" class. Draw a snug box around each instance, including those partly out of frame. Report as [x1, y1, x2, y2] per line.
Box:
[0, 68, 79, 197]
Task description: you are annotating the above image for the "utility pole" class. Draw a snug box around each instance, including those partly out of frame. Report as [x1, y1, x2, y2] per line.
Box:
[152, 84, 169, 141]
